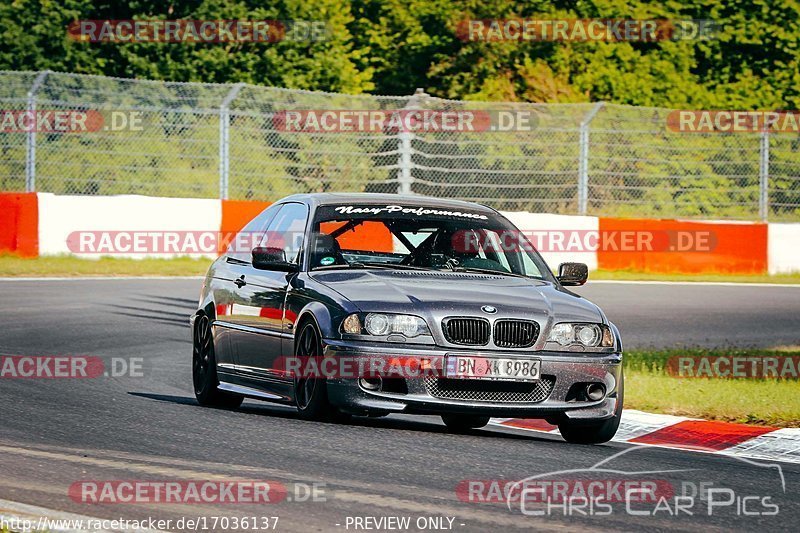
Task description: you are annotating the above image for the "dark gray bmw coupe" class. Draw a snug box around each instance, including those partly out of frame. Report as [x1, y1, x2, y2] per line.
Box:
[191, 193, 623, 444]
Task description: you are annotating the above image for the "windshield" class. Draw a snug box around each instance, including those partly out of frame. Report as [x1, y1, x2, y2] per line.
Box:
[308, 203, 554, 281]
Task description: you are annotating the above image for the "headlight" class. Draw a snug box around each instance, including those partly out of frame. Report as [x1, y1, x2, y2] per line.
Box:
[365, 314, 392, 335]
[344, 313, 431, 338]
[547, 323, 613, 348]
[365, 313, 429, 337]
[549, 323, 574, 346]
[576, 324, 601, 346]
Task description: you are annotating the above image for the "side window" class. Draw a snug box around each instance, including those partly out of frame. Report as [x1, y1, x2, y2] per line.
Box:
[261, 203, 309, 264]
[226, 204, 281, 262]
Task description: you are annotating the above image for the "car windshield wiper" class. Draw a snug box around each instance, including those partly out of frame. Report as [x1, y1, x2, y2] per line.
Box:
[313, 262, 533, 277]
[312, 262, 429, 272]
[450, 266, 530, 279]
[350, 261, 432, 271]
[312, 264, 352, 271]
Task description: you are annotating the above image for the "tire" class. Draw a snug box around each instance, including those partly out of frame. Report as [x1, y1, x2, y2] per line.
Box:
[293, 321, 349, 422]
[558, 373, 624, 445]
[441, 414, 490, 432]
[193, 314, 243, 409]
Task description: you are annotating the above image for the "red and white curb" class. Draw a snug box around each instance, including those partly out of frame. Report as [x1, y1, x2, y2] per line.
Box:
[491, 410, 800, 464]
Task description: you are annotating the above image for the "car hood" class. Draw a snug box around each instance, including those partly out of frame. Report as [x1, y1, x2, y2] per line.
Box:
[309, 269, 603, 324]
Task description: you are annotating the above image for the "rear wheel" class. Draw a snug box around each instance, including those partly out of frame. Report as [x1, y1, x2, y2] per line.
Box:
[193, 314, 243, 409]
[294, 321, 349, 422]
[441, 414, 490, 432]
[558, 373, 624, 445]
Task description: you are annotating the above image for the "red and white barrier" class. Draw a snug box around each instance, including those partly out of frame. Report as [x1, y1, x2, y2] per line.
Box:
[37, 193, 222, 259]
[768, 223, 800, 274]
[501, 212, 599, 271]
[0, 193, 797, 275]
[0, 192, 38, 257]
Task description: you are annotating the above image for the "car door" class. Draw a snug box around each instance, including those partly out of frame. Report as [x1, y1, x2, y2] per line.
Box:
[211, 203, 281, 376]
[231, 202, 309, 385]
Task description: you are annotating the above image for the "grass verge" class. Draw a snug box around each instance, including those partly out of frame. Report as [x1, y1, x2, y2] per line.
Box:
[0, 254, 209, 277]
[624, 349, 800, 427]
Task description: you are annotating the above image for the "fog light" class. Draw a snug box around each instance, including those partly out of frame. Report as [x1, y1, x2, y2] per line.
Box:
[586, 383, 606, 401]
[359, 377, 382, 391]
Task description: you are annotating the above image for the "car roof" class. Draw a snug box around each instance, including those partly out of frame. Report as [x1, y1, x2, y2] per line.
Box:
[277, 192, 498, 214]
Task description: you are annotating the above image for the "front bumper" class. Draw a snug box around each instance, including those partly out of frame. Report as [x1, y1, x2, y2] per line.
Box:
[323, 339, 622, 421]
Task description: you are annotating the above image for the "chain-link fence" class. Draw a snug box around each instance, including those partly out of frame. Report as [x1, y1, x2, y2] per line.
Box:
[1, 70, 798, 220]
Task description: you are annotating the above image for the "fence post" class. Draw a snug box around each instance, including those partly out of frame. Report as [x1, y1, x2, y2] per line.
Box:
[577, 102, 604, 215]
[25, 70, 50, 192]
[397, 88, 427, 194]
[219, 83, 244, 200]
[759, 130, 770, 221]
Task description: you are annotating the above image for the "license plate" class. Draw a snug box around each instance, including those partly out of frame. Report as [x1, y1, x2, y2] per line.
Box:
[445, 355, 541, 381]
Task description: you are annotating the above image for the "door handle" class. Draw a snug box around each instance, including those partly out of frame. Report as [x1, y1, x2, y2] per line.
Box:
[234, 276, 246, 288]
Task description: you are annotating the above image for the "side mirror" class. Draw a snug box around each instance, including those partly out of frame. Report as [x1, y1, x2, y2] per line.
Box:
[557, 262, 588, 286]
[252, 247, 299, 272]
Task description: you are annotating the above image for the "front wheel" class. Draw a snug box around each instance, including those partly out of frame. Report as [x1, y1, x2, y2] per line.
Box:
[293, 321, 349, 422]
[441, 414, 490, 432]
[558, 374, 624, 445]
[193, 314, 243, 409]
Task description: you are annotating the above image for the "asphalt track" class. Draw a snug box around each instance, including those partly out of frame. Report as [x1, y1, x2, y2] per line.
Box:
[1, 278, 799, 532]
